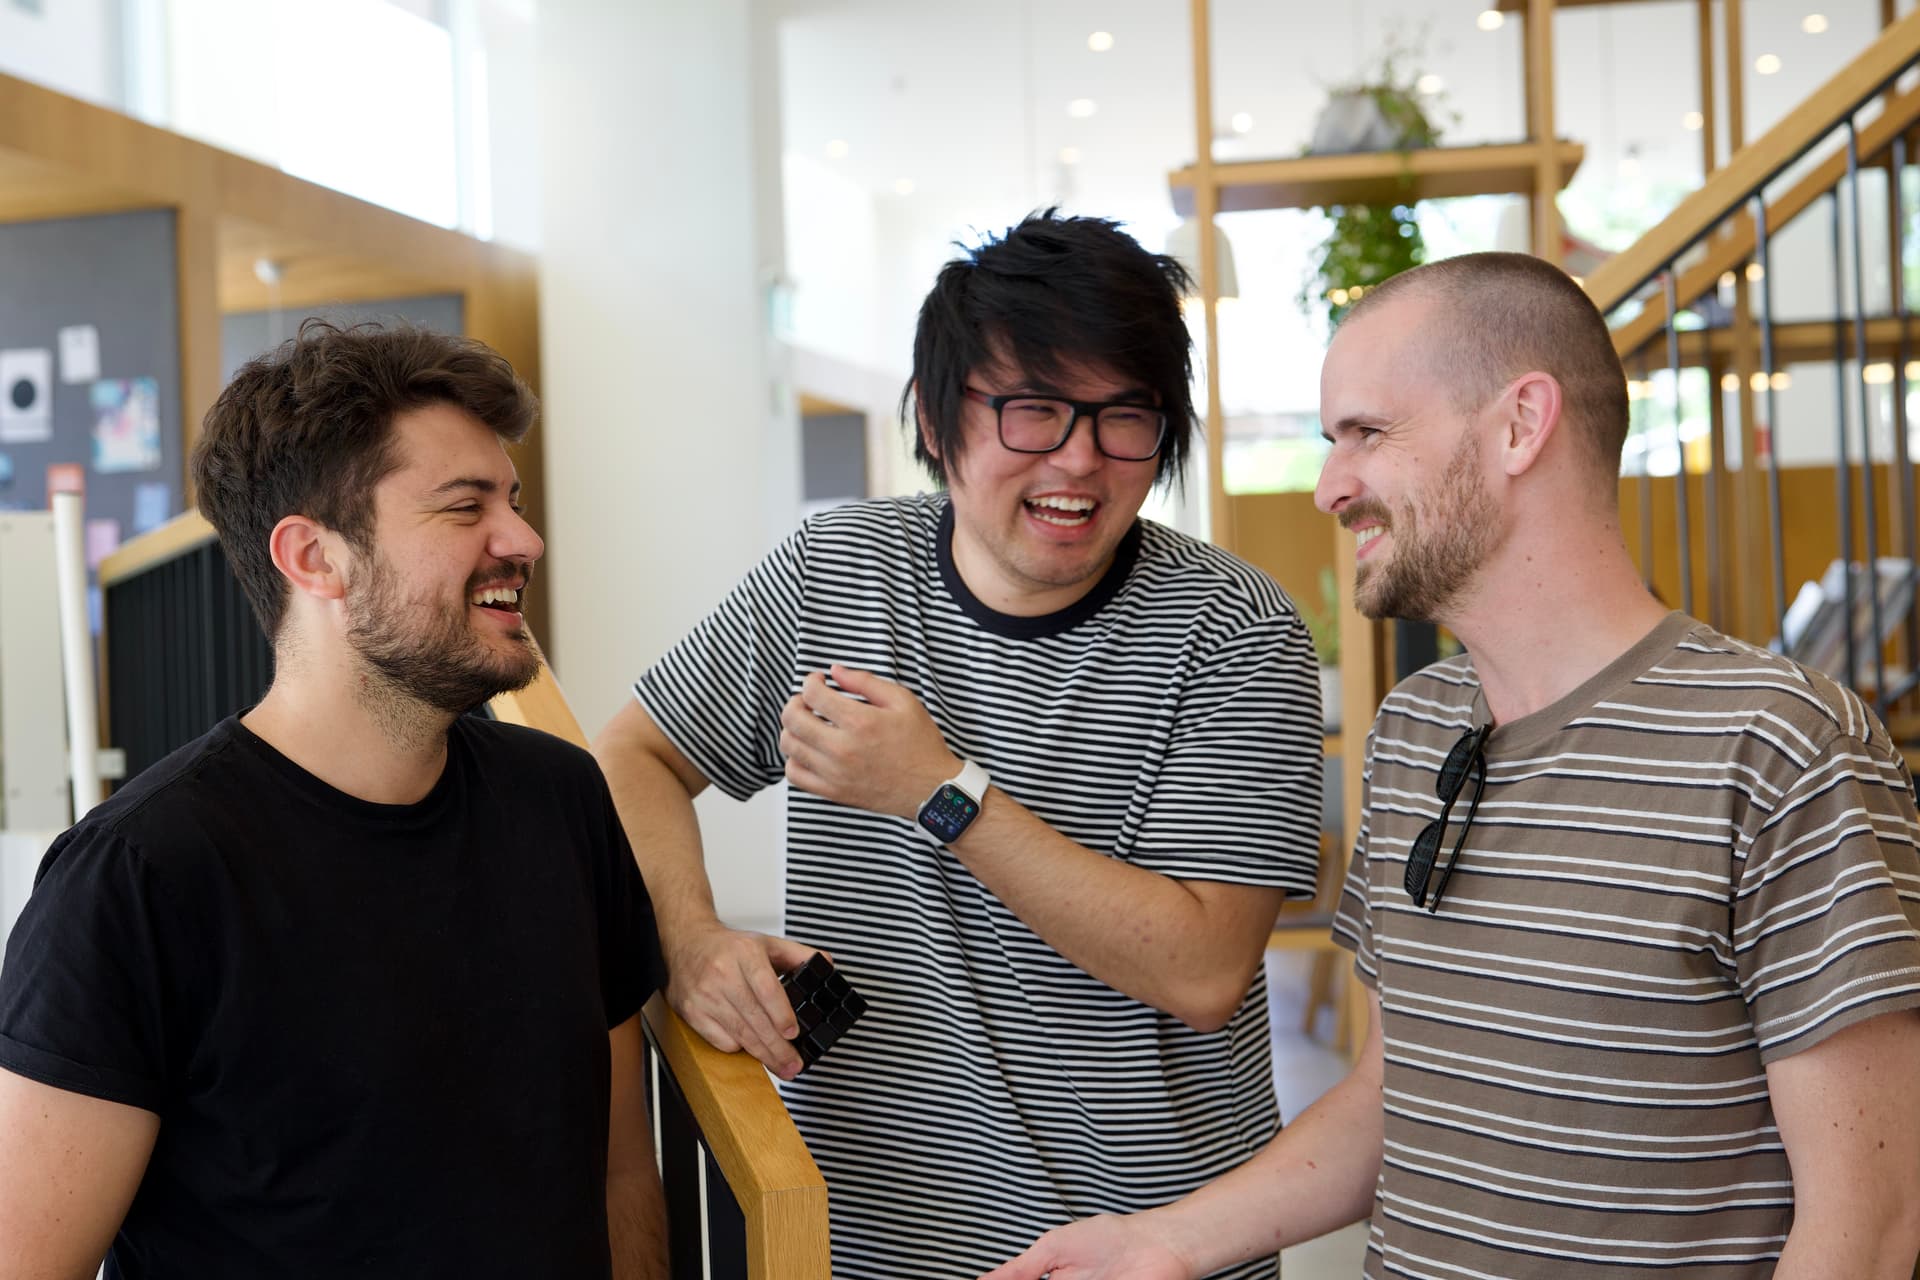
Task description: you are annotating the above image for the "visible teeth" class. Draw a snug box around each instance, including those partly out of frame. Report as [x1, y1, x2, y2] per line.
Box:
[1355, 527, 1385, 547]
[471, 586, 520, 606]
[1028, 495, 1095, 511]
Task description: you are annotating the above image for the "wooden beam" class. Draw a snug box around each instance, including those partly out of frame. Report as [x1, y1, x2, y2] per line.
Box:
[1168, 141, 1585, 216]
[1526, 0, 1562, 264]
[1189, 0, 1233, 550]
[1584, 5, 1920, 314]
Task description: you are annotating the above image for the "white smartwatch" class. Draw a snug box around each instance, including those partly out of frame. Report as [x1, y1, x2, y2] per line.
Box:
[915, 760, 990, 844]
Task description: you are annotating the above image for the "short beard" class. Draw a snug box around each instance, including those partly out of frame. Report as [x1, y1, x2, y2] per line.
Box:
[1351, 431, 1502, 623]
[347, 552, 540, 716]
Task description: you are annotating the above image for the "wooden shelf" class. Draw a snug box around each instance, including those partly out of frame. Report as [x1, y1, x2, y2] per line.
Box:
[1168, 140, 1585, 216]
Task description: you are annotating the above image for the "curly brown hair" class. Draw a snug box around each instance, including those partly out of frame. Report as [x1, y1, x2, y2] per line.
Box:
[192, 320, 537, 638]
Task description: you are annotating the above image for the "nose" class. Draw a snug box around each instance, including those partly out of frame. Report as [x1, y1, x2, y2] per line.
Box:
[1050, 411, 1104, 475]
[493, 506, 545, 566]
[1314, 445, 1355, 515]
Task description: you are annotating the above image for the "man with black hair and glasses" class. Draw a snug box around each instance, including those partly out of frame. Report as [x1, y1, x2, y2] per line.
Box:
[986, 252, 1920, 1280]
[592, 210, 1325, 1278]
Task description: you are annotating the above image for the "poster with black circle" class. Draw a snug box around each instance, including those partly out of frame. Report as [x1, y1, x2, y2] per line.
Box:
[0, 348, 52, 444]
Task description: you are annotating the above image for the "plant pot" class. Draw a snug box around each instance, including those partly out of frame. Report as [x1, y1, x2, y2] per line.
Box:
[1319, 664, 1342, 733]
[1310, 89, 1417, 155]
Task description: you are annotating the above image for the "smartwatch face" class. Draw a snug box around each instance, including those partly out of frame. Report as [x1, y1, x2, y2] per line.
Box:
[917, 782, 980, 843]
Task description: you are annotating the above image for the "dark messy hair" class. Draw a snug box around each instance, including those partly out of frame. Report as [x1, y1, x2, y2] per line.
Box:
[191, 319, 536, 639]
[902, 209, 1196, 485]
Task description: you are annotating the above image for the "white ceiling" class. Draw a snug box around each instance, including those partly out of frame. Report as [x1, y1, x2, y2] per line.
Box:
[775, 0, 1903, 248]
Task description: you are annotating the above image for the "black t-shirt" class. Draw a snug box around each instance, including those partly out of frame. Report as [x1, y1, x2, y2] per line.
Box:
[0, 715, 665, 1279]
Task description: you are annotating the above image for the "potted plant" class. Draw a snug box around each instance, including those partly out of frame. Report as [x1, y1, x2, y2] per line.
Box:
[1299, 41, 1452, 328]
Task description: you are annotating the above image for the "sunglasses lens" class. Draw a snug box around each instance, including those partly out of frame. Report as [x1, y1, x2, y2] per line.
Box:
[1404, 821, 1440, 905]
[1437, 729, 1482, 796]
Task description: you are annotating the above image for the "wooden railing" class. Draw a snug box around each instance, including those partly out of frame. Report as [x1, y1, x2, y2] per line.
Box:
[1580, 8, 1920, 717]
[102, 511, 830, 1278]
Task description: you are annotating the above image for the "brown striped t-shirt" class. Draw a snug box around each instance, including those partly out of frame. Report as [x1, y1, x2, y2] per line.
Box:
[1332, 611, 1920, 1277]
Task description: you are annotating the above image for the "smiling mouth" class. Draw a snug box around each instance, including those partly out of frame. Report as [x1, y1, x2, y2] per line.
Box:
[1024, 495, 1098, 527]
[470, 585, 523, 614]
[1355, 527, 1386, 550]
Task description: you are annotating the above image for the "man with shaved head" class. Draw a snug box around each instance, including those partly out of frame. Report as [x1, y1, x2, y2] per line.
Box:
[988, 252, 1920, 1279]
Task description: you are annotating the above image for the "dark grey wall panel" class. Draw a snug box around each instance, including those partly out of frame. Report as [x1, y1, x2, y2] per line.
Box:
[0, 209, 184, 551]
[220, 295, 465, 383]
[801, 411, 866, 503]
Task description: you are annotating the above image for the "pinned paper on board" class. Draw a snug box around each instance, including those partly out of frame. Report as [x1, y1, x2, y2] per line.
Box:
[46, 462, 83, 504]
[0, 348, 52, 444]
[58, 324, 101, 384]
[90, 376, 162, 473]
[85, 517, 121, 571]
[133, 481, 170, 534]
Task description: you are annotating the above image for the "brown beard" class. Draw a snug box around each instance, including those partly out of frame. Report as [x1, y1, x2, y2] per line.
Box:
[346, 551, 540, 714]
[1350, 431, 1502, 623]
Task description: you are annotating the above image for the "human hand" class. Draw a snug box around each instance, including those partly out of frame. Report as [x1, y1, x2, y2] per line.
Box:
[664, 923, 821, 1080]
[778, 664, 960, 821]
[978, 1214, 1194, 1280]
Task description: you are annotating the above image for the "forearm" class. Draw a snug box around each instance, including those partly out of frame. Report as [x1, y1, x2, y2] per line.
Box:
[1773, 1225, 1919, 1279]
[1146, 1007, 1385, 1273]
[607, 1167, 669, 1280]
[593, 715, 719, 940]
[950, 790, 1281, 1029]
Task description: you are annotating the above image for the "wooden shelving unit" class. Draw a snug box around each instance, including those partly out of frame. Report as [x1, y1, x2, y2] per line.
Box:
[1168, 139, 1586, 216]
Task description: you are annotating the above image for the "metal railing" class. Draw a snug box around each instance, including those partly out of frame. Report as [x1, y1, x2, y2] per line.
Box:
[1584, 8, 1920, 717]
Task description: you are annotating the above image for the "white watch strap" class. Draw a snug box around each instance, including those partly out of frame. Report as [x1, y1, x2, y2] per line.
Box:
[949, 759, 990, 803]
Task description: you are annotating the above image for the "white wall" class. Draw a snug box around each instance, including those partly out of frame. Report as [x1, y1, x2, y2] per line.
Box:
[538, 0, 795, 932]
[0, 0, 120, 108]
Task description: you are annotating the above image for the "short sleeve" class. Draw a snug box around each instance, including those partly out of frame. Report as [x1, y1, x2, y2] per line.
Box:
[1331, 726, 1380, 990]
[634, 528, 807, 801]
[1733, 729, 1920, 1062]
[593, 786, 668, 1030]
[1126, 611, 1323, 895]
[0, 826, 186, 1112]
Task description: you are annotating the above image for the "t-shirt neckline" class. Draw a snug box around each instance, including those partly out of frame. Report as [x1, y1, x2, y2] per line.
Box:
[933, 499, 1142, 640]
[1474, 610, 1696, 756]
[222, 715, 464, 829]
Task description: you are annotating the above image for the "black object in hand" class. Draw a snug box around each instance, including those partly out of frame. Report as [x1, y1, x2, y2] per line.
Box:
[780, 952, 868, 1070]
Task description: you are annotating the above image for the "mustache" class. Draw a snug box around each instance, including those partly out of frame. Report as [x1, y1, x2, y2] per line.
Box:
[1339, 501, 1392, 531]
[465, 559, 534, 593]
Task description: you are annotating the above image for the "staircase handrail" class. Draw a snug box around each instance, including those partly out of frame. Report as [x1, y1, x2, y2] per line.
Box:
[1584, 6, 1920, 321]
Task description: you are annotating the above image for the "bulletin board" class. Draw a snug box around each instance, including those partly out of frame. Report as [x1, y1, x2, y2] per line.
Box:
[0, 209, 185, 617]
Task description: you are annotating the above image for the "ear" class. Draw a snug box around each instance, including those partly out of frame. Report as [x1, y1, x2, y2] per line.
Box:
[267, 515, 350, 604]
[1496, 371, 1563, 478]
[913, 386, 942, 463]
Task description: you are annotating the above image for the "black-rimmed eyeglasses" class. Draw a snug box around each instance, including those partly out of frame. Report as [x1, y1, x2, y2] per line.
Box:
[963, 386, 1168, 461]
[1404, 723, 1491, 912]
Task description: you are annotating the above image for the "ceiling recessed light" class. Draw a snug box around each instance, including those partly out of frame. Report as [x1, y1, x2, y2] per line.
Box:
[1416, 74, 1445, 95]
[1476, 9, 1505, 31]
[1802, 13, 1828, 34]
[1682, 110, 1704, 131]
[1746, 262, 1766, 282]
[1088, 30, 1114, 52]
[1721, 373, 1740, 392]
[1059, 146, 1082, 165]
[1230, 111, 1253, 134]
[824, 139, 849, 160]
[1068, 98, 1098, 118]
[1755, 53, 1782, 75]
[892, 178, 915, 196]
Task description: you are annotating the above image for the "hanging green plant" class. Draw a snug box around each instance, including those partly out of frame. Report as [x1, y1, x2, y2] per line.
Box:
[1299, 42, 1453, 328]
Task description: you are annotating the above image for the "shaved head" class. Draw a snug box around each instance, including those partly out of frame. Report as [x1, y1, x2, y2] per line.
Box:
[1343, 252, 1629, 484]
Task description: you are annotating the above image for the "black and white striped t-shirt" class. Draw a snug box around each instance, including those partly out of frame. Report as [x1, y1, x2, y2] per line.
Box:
[637, 494, 1324, 1278]
[1334, 612, 1920, 1278]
